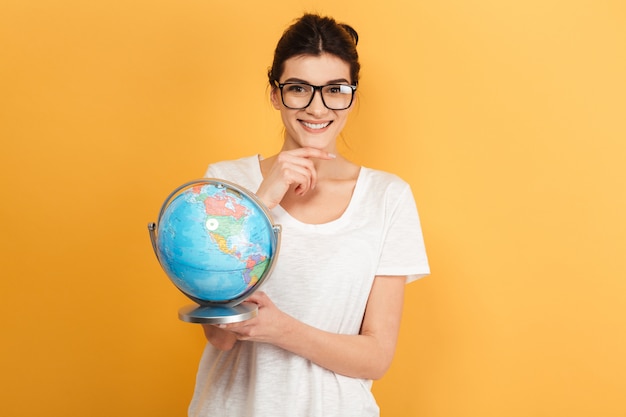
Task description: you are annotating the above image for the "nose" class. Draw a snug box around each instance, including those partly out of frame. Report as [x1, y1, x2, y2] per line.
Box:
[305, 89, 328, 116]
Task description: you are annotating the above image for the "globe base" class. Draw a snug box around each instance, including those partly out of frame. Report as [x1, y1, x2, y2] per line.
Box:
[178, 303, 258, 324]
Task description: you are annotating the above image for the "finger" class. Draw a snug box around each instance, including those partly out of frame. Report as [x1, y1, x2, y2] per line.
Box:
[283, 168, 313, 196]
[290, 148, 336, 190]
[217, 321, 246, 331]
[291, 147, 337, 161]
[243, 292, 267, 305]
[280, 154, 317, 193]
[276, 162, 315, 195]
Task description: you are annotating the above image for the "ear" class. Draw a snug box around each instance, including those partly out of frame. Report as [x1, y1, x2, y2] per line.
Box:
[270, 87, 281, 110]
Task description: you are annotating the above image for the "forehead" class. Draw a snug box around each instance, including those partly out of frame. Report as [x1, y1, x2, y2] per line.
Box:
[281, 53, 351, 84]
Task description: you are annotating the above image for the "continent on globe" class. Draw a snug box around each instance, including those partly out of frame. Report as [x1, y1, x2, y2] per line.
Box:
[194, 185, 249, 220]
[189, 185, 268, 287]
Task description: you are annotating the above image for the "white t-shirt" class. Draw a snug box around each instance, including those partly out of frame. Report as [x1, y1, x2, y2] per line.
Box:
[188, 155, 429, 417]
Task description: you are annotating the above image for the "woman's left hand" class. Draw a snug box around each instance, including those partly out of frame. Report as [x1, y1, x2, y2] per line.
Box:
[218, 292, 292, 344]
[217, 277, 406, 380]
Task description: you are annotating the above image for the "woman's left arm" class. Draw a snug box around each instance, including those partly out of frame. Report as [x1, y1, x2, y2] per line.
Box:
[219, 275, 407, 380]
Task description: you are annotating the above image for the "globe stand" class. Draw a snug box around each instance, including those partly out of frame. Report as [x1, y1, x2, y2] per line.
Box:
[178, 303, 258, 324]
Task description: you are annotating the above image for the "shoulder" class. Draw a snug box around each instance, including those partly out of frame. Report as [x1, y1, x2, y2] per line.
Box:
[361, 167, 411, 195]
[358, 167, 421, 219]
[205, 155, 259, 176]
[204, 155, 262, 191]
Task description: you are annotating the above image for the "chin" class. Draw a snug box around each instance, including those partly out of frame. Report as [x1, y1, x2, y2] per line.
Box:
[298, 140, 335, 151]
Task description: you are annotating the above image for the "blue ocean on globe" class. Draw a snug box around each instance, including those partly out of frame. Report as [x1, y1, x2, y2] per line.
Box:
[154, 181, 277, 304]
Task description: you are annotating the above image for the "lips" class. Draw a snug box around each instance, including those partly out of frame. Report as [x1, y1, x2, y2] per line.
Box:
[300, 120, 332, 130]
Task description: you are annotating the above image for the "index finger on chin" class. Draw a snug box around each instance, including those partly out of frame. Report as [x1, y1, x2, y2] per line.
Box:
[298, 147, 336, 160]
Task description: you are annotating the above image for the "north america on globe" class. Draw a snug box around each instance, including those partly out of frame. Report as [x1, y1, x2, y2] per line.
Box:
[189, 185, 269, 289]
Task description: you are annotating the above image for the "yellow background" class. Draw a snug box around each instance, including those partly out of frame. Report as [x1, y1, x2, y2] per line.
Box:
[1, 0, 625, 416]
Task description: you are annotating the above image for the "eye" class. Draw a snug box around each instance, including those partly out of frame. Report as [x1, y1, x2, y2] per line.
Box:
[285, 84, 309, 94]
[325, 85, 352, 95]
[328, 86, 341, 94]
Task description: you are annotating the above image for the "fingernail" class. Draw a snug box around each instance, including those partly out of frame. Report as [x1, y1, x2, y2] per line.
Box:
[328, 153, 336, 159]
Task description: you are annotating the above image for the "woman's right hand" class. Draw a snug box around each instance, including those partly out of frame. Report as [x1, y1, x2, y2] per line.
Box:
[256, 147, 336, 209]
[202, 324, 238, 351]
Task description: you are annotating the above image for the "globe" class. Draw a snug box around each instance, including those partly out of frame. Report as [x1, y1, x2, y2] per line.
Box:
[148, 179, 281, 323]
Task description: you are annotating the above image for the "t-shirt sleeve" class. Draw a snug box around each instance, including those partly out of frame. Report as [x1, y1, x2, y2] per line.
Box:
[204, 164, 217, 178]
[202, 156, 262, 193]
[376, 184, 430, 283]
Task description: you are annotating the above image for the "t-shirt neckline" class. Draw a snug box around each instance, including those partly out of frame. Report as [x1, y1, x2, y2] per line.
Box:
[253, 154, 367, 230]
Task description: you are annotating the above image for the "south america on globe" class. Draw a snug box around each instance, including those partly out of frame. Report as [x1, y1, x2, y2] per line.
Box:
[148, 179, 281, 323]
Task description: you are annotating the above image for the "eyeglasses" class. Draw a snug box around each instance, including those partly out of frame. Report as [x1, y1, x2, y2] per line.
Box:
[274, 81, 357, 110]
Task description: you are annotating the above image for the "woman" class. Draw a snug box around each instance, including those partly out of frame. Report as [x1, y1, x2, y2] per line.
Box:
[189, 13, 429, 417]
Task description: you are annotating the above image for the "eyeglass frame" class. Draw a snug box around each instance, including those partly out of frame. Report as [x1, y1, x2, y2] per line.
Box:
[273, 80, 358, 110]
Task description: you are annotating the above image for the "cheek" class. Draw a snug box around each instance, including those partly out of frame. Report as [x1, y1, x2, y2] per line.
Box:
[280, 111, 297, 132]
[333, 112, 351, 130]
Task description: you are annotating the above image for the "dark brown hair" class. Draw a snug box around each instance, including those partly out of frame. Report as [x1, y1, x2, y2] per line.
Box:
[268, 13, 360, 86]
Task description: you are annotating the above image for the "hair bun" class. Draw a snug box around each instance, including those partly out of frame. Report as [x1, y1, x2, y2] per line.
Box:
[340, 24, 359, 46]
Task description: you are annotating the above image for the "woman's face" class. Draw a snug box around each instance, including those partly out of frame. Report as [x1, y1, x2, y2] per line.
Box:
[271, 53, 354, 153]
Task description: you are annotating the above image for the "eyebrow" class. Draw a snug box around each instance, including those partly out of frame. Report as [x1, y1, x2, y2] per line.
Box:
[283, 77, 351, 85]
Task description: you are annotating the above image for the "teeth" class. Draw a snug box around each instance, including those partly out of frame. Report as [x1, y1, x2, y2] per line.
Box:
[302, 121, 330, 129]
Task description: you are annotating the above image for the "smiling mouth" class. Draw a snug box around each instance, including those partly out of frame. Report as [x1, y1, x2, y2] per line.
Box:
[300, 121, 332, 130]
